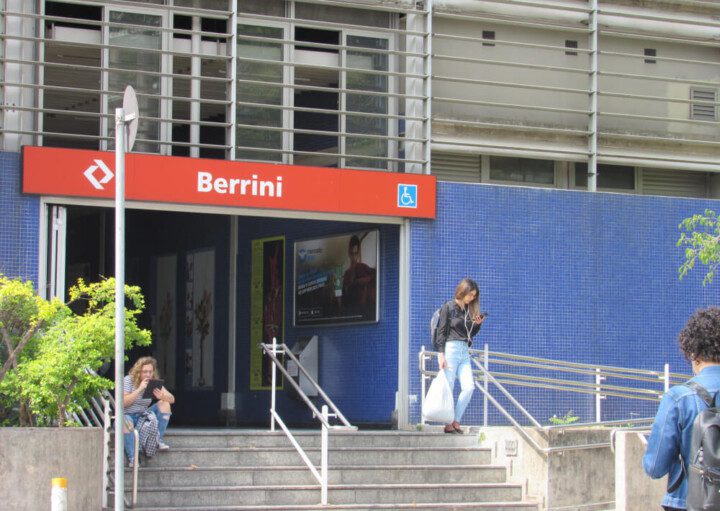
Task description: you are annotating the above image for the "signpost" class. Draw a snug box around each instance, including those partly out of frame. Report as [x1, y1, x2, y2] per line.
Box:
[114, 86, 138, 511]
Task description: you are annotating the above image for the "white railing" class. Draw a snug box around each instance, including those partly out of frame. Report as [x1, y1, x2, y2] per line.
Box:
[73, 389, 138, 508]
[261, 337, 357, 505]
[419, 344, 690, 456]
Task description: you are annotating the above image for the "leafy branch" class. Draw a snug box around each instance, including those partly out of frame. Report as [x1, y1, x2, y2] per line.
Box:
[677, 209, 720, 285]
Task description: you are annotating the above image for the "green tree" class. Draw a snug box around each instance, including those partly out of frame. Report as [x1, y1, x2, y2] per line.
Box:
[0, 276, 151, 426]
[678, 209, 720, 285]
[0, 277, 66, 425]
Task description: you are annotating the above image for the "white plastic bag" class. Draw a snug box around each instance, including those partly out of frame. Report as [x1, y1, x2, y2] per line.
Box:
[422, 370, 455, 423]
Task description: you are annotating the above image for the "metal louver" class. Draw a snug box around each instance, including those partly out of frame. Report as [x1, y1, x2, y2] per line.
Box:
[642, 168, 707, 198]
[690, 88, 717, 121]
[430, 152, 481, 182]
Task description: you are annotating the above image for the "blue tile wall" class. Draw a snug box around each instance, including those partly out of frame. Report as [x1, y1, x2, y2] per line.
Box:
[409, 182, 719, 426]
[235, 217, 400, 425]
[5, 141, 719, 428]
[0, 151, 39, 283]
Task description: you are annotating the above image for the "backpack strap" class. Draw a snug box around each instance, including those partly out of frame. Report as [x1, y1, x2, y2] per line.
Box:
[685, 381, 716, 408]
[667, 456, 686, 493]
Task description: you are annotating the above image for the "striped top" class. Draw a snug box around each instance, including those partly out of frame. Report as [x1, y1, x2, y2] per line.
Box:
[123, 375, 152, 414]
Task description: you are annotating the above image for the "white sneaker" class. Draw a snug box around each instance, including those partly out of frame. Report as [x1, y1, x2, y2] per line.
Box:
[158, 441, 170, 451]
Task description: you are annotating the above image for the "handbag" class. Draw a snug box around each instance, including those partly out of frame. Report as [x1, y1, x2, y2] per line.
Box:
[422, 370, 455, 423]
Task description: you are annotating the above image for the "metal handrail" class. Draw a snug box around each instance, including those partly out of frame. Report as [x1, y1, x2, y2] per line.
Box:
[73, 379, 139, 508]
[418, 344, 688, 457]
[260, 337, 356, 505]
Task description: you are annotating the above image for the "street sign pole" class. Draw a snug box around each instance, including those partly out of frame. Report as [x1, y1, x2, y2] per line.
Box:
[114, 86, 138, 511]
[113, 106, 126, 511]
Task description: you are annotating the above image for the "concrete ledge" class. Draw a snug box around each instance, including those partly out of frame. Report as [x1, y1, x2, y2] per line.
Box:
[480, 426, 615, 511]
[614, 430, 665, 511]
[0, 427, 103, 511]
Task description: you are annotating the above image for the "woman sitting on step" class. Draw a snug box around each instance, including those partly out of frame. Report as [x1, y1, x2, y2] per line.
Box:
[122, 356, 175, 466]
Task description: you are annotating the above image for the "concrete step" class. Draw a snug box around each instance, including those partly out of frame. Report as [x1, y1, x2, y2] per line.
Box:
[125, 464, 507, 486]
[112, 482, 524, 507]
[122, 503, 538, 511]
[132, 446, 492, 468]
[163, 429, 481, 449]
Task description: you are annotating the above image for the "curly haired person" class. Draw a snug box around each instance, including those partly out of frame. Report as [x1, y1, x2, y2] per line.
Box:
[122, 356, 175, 465]
[643, 306, 720, 511]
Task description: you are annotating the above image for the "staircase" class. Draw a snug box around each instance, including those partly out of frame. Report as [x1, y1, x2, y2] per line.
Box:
[110, 428, 538, 510]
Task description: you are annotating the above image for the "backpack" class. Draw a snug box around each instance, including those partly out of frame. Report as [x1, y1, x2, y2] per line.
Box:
[430, 300, 451, 349]
[684, 381, 720, 511]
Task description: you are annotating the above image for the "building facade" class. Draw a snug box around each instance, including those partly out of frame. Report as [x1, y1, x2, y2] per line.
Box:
[1, 0, 719, 428]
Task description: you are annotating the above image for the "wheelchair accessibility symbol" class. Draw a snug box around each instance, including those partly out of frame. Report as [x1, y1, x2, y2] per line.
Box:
[397, 184, 417, 208]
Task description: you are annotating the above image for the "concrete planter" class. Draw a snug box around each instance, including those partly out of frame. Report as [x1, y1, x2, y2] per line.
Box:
[0, 427, 104, 511]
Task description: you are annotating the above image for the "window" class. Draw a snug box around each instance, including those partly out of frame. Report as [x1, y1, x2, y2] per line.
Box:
[106, 10, 164, 154]
[489, 156, 555, 185]
[236, 24, 286, 162]
[575, 163, 635, 191]
[345, 35, 390, 170]
[42, 1, 103, 149]
[565, 40, 578, 56]
[690, 88, 717, 121]
[644, 48, 656, 64]
[482, 31, 495, 47]
[293, 27, 341, 167]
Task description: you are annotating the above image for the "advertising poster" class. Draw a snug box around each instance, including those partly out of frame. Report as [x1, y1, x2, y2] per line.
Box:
[294, 229, 378, 326]
[250, 236, 285, 390]
[184, 248, 214, 389]
[154, 254, 177, 389]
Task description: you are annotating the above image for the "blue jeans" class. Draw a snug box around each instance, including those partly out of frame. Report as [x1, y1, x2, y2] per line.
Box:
[123, 403, 171, 461]
[444, 340, 474, 423]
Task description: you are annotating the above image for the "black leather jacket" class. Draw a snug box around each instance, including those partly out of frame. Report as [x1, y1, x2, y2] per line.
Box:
[432, 300, 482, 352]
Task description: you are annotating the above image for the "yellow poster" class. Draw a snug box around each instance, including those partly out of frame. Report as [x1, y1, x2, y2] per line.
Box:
[250, 236, 285, 390]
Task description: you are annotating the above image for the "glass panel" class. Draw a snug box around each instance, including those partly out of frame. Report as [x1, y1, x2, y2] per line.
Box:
[345, 36, 389, 170]
[238, 0, 285, 17]
[43, 42, 101, 148]
[237, 24, 284, 161]
[575, 163, 635, 190]
[171, 54, 190, 156]
[489, 156, 555, 184]
[295, 3, 390, 28]
[173, 0, 230, 10]
[108, 11, 162, 153]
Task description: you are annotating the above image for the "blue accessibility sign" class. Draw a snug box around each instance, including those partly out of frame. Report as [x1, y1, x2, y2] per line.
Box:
[397, 184, 417, 208]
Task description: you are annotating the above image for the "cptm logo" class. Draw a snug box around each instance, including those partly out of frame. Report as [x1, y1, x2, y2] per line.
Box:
[397, 184, 417, 208]
[83, 159, 114, 190]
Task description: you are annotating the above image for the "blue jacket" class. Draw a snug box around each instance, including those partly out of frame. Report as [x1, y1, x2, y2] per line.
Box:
[643, 365, 720, 509]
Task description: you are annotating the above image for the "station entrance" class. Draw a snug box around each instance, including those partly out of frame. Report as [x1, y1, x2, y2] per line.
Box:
[24, 145, 435, 428]
[48, 204, 400, 427]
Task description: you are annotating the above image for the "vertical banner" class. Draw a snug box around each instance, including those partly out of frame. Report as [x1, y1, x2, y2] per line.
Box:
[184, 249, 215, 389]
[154, 254, 177, 389]
[250, 236, 285, 390]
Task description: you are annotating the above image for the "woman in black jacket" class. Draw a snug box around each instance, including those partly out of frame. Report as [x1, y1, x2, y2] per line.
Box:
[433, 278, 485, 434]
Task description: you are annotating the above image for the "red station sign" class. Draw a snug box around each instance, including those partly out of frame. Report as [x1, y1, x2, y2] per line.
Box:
[22, 146, 436, 219]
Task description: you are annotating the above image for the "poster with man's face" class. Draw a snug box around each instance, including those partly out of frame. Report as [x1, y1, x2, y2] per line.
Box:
[294, 230, 379, 326]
